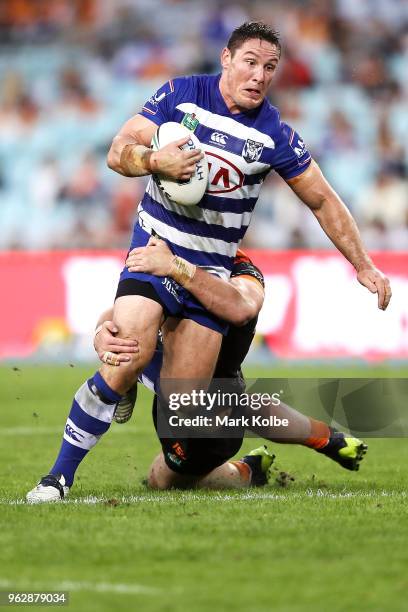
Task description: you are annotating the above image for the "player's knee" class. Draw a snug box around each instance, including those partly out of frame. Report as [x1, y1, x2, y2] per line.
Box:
[122, 344, 152, 372]
[147, 459, 172, 490]
[147, 453, 194, 490]
[147, 468, 160, 489]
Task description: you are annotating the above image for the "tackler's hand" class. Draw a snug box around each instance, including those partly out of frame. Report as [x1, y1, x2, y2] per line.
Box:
[126, 237, 174, 277]
[94, 321, 139, 366]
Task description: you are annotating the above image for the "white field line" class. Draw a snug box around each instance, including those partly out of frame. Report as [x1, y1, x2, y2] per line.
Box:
[0, 578, 160, 596]
[0, 425, 139, 436]
[1, 490, 406, 506]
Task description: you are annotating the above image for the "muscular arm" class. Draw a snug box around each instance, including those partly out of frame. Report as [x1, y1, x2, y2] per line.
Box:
[126, 238, 264, 326]
[187, 270, 264, 326]
[286, 160, 392, 309]
[107, 115, 158, 177]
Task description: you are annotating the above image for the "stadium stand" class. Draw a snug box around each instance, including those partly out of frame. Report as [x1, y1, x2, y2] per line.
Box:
[0, 0, 407, 250]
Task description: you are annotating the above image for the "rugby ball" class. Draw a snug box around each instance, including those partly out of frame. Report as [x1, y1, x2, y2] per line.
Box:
[151, 121, 208, 206]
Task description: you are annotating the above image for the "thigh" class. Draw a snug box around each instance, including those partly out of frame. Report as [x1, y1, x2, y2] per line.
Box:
[100, 295, 163, 393]
[152, 398, 243, 479]
[163, 437, 244, 476]
[161, 317, 222, 381]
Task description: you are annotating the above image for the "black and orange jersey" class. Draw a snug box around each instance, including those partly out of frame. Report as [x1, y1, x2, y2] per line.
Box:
[214, 250, 264, 379]
[230, 249, 265, 289]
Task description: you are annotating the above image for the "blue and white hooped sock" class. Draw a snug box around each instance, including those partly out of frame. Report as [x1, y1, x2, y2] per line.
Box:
[49, 372, 122, 487]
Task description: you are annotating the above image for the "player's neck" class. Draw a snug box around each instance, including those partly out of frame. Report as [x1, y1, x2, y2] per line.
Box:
[218, 75, 244, 115]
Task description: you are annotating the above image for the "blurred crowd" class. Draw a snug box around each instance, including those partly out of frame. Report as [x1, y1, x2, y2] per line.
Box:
[0, 0, 407, 250]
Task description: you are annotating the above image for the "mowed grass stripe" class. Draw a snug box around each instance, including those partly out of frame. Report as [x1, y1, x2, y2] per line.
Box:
[0, 578, 161, 595]
[2, 490, 408, 506]
[0, 425, 139, 436]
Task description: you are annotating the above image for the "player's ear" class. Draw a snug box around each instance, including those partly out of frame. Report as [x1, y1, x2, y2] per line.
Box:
[220, 47, 231, 69]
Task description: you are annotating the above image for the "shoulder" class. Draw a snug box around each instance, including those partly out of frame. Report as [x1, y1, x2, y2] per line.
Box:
[231, 250, 265, 289]
[255, 99, 282, 137]
[172, 74, 215, 93]
[143, 74, 201, 104]
[257, 105, 312, 178]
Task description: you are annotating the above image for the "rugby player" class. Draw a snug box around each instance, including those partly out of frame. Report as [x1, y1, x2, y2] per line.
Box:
[27, 21, 384, 500]
[100, 21, 390, 415]
[27, 244, 366, 500]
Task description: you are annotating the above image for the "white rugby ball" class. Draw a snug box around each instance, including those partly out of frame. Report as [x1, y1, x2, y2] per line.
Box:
[151, 121, 208, 206]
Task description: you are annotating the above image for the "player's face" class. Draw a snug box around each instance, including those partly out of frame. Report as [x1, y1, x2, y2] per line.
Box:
[220, 38, 280, 113]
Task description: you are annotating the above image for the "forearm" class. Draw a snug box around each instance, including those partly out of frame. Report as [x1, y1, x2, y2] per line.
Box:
[174, 262, 256, 325]
[126, 241, 262, 325]
[313, 195, 373, 272]
[288, 162, 374, 272]
[192, 269, 255, 325]
[107, 137, 158, 177]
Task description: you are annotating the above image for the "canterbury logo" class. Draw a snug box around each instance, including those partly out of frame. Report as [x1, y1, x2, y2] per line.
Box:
[65, 424, 84, 442]
[210, 132, 228, 146]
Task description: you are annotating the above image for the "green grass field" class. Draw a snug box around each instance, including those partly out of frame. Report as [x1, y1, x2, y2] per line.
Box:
[0, 365, 407, 612]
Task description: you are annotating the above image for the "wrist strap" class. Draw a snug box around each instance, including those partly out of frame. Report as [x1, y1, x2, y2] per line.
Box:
[170, 256, 196, 287]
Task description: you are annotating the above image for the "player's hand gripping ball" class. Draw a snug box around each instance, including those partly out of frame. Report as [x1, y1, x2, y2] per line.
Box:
[151, 121, 208, 206]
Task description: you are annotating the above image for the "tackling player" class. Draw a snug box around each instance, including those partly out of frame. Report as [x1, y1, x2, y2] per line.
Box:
[27, 243, 366, 501]
[116, 240, 368, 491]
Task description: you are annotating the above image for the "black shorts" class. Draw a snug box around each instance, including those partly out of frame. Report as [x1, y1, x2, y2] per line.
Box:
[115, 278, 171, 317]
[152, 396, 244, 476]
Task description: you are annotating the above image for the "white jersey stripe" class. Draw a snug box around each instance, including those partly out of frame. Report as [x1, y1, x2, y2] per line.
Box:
[138, 209, 236, 259]
[177, 102, 276, 151]
[147, 180, 252, 229]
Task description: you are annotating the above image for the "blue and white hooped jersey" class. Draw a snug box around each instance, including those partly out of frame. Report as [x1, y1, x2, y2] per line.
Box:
[139, 74, 311, 279]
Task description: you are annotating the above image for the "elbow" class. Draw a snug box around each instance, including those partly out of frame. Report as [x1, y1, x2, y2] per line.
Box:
[107, 138, 122, 172]
[231, 305, 257, 327]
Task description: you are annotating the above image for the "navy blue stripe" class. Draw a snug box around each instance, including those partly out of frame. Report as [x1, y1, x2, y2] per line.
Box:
[70, 401, 111, 435]
[142, 195, 247, 242]
[92, 372, 122, 403]
[198, 193, 256, 214]
[195, 123, 247, 159]
[243, 170, 269, 185]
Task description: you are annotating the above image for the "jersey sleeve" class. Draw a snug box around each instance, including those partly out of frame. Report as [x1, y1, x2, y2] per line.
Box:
[272, 121, 312, 180]
[139, 77, 192, 126]
[230, 254, 265, 289]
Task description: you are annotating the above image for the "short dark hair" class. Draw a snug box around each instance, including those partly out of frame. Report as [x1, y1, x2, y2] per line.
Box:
[227, 21, 281, 57]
